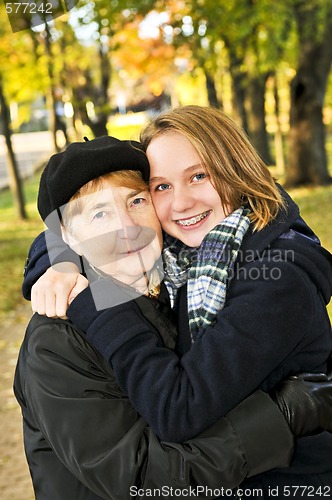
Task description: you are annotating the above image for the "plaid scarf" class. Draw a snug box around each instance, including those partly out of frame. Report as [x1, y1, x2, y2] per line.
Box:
[163, 207, 251, 342]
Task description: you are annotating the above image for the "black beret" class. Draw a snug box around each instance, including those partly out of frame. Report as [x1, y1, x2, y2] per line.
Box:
[38, 136, 149, 229]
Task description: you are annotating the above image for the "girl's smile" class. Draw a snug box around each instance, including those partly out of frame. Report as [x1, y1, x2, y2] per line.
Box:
[174, 209, 212, 227]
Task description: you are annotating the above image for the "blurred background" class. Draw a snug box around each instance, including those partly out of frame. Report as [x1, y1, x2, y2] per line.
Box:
[1, 0, 332, 498]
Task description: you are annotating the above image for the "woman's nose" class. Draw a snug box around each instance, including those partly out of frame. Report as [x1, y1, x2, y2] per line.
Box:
[120, 224, 142, 241]
[117, 211, 142, 240]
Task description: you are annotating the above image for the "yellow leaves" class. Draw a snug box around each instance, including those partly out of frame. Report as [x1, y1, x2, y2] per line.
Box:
[112, 19, 176, 79]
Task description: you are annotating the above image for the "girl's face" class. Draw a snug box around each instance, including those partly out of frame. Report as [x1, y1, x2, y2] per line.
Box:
[63, 180, 163, 287]
[147, 132, 231, 248]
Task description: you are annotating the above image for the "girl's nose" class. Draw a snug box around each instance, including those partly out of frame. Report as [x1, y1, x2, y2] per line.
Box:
[171, 187, 195, 214]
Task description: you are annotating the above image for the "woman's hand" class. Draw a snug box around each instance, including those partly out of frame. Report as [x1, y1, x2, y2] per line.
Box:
[31, 263, 88, 319]
[270, 369, 332, 436]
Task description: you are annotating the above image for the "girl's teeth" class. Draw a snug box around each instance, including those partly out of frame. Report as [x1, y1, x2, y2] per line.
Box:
[177, 211, 210, 226]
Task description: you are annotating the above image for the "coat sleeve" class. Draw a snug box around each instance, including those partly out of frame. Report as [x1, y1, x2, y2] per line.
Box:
[17, 319, 293, 499]
[67, 258, 330, 442]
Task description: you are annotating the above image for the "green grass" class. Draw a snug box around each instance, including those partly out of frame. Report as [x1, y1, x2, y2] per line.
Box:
[0, 171, 44, 320]
[289, 185, 332, 251]
[107, 113, 146, 141]
[288, 184, 332, 319]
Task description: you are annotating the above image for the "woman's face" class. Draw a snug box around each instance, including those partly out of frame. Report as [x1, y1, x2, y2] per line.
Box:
[63, 180, 163, 286]
[147, 132, 231, 248]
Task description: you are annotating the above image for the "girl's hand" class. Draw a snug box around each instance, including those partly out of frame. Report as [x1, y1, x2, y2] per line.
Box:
[31, 263, 88, 319]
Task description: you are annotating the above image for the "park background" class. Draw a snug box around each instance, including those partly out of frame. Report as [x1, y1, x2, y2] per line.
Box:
[1, 0, 332, 498]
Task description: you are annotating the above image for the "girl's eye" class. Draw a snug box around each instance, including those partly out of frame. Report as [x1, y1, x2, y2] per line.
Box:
[192, 173, 207, 182]
[155, 183, 170, 191]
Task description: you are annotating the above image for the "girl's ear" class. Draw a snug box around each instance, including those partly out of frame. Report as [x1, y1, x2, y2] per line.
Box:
[61, 226, 83, 256]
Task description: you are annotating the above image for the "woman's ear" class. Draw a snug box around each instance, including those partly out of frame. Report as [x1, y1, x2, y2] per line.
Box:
[61, 226, 83, 256]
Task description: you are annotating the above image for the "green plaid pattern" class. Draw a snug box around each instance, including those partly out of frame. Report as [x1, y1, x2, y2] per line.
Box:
[163, 207, 251, 342]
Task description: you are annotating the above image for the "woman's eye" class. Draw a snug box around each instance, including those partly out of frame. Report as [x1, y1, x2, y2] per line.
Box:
[192, 173, 207, 182]
[92, 211, 106, 221]
[131, 197, 145, 206]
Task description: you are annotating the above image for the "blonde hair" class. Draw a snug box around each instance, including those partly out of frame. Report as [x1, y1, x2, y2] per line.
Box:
[62, 170, 148, 231]
[140, 105, 284, 231]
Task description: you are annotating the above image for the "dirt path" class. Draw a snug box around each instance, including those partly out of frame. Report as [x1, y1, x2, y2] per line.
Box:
[0, 303, 34, 500]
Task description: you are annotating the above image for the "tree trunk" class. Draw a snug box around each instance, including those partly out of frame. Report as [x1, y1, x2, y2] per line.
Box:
[0, 77, 27, 220]
[71, 93, 109, 139]
[287, 72, 330, 186]
[88, 117, 109, 138]
[244, 74, 272, 164]
[44, 22, 62, 153]
[272, 75, 285, 174]
[286, 2, 332, 187]
[204, 69, 222, 109]
[228, 59, 248, 132]
[87, 38, 111, 138]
